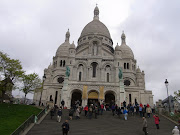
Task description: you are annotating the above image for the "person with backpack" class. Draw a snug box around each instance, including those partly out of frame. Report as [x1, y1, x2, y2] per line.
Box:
[123, 108, 128, 120]
[62, 120, 70, 135]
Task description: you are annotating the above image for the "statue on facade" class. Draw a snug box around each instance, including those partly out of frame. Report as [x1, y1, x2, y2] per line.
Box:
[65, 66, 70, 77]
[118, 68, 123, 80]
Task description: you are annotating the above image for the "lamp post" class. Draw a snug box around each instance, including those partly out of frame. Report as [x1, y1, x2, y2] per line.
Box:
[164, 79, 171, 113]
[39, 74, 46, 106]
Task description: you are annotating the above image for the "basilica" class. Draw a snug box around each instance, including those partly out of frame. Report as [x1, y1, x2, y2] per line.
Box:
[33, 6, 153, 108]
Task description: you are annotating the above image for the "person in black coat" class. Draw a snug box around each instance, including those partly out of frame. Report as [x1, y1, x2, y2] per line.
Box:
[62, 120, 70, 135]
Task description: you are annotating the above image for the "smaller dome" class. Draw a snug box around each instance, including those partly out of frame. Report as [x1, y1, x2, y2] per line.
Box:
[56, 42, 70, 57]
[119, 32, 134, 59]
[70, 41, 76, 49]
[115, 43, 121, 51]
[136, 66, 141, 73]
[56, 29, 71, 57]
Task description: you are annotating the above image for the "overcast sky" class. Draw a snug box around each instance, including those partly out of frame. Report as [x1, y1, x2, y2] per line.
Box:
[0, 0, 180, 102]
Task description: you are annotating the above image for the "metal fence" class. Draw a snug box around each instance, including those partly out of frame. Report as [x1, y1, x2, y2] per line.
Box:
[11, 105, 49, 135]
[11, 114, 35, 135]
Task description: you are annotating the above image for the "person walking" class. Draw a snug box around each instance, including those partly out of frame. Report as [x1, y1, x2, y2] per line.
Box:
[123, 108, 128, 120]
[142, 117, 148, 135]
[57, 108, 62, 122]
[172, 126, 179, 135]
[153, 114, 160, 129]
[62, 120, 70, 135]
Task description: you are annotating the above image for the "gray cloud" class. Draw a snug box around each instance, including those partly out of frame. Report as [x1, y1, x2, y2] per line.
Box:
[0, 0, 179, 102]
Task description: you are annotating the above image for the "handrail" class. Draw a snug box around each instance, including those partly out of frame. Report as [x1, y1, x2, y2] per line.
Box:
[11, 105, 49, 135]
[11, 114, 35, 135]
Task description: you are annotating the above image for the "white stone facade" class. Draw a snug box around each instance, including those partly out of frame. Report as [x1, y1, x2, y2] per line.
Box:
[33, 6, 153, 108]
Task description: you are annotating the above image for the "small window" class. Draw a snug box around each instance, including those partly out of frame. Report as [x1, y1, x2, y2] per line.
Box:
[70, 61, 72, 64]
[129, 94, 132, 103]
[79, 72, 82, 81]
[107, 73, 109, 82]
[63, 60, 65, 67]
[124, 63, 126, 69]
[127, 63, 129, 69]
[60, 60, 62, 67]
[118, 62, 119, 67]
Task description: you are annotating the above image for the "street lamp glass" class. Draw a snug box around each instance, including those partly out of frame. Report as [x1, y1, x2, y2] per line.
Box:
[165, 79, 168, 87]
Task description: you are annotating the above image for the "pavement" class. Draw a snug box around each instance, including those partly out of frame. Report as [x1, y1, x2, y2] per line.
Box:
[27, 110, 177, 135]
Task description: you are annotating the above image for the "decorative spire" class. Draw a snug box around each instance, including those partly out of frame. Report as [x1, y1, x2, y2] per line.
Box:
[94, 4, 99, 20]
[65, 29, 70, 42]
[121, 31, 126, 44]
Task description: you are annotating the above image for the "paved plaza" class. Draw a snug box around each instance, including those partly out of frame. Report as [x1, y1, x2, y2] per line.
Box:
[27, 110, 177, 135]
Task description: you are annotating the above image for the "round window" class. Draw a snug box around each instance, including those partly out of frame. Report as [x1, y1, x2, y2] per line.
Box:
[57, 77, 64, 83]
[124, 80, 131, 86]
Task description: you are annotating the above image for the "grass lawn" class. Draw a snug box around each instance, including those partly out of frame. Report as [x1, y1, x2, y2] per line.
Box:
[0, 103, 42, 135]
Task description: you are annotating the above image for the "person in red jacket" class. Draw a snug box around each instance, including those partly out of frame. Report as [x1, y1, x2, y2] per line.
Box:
[100, 104, 104, 115]
[84, 105, 88, 116]
[153, 114, 160, 129]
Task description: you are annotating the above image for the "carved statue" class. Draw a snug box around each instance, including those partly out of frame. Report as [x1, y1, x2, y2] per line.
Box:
[118, 68, 123, 79]
[65, 66, 70, 77]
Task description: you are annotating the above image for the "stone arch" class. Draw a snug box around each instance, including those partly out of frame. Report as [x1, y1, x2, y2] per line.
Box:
[102, 62, 113, 70]
[53, 75, 64, 83]
[70, 89, 82, 107]
[104, 90, 117, 105]
[87, 90, 99, 106]
[123, 77, 136, 86]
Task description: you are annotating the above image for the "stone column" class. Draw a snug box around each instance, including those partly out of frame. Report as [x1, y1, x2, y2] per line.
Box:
[61, 77, 70, 108]
[82, 86, 88, 107]
[119, 79, 125, 107]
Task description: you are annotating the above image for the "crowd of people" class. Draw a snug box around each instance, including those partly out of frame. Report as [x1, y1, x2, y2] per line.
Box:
[49, 100, 179, 135]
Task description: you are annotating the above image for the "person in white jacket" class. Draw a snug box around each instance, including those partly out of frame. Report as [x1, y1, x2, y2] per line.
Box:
[172, 126, 179, 135]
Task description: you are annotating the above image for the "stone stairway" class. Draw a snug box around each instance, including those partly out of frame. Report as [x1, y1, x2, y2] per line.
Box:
[27, 110, 177, 135]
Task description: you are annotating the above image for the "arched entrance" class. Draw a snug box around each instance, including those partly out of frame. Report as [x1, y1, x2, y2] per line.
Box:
[71, 90, 82, 107]
[88, 90, 99, 106]
[105, 92, 115, 106]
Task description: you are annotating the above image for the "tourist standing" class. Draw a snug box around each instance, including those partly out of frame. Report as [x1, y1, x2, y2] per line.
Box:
[62, 120, 70, 135]
[153, 114, 160, 129]
[172, 126, 179, 135]
[123, 108, 128, 120]
[146, 105, 152, 118]
[84, 105, 88, 116]
[61, 100, 65, 109]
[100, 104, 104, 115]
[112, 104, 115, 116]
[57, 108, 62, 122]
[76, 107, 80, 119]
[95, 106, 98, 119]
[88, 104, 93, 119]
[139, 104, 143, 117]
[50, 108, 54, 119]
[69, 107, 74, 120]
[142, 117, 148, 135]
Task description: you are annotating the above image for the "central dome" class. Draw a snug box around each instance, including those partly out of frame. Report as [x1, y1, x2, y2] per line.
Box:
[80, 19, 111, 39]
[79, 5, 111, 40]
